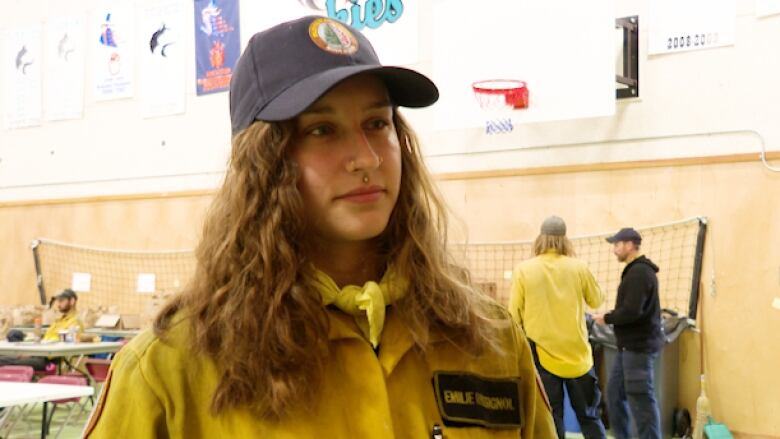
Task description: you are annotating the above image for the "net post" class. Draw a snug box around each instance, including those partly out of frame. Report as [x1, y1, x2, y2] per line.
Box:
[688, 217, 708, 319]
[31, 239, 47, 305]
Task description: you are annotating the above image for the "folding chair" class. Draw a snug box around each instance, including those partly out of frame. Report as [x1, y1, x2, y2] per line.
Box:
[83, 358, 112, 406]
[37, 375, 90, 439]
[84, 359, 111, 383]
[0, 373, 29, 382]
[33, 362, 58, 380]
[0, 366, 34, 382]
[0, 369, 36, 438]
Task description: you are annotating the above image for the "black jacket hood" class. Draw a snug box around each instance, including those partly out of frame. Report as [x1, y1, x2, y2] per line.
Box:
[629, 255, 659, 273]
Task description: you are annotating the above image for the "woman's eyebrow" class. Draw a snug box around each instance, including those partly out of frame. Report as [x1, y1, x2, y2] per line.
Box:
[300, 99, 392, 117]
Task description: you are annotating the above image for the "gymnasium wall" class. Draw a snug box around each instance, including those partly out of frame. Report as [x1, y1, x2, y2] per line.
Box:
[2, 157, 778, 437]
[437, 158, 780, 438]
[2, 0, 780, 437]
[425, 5, 780, 436]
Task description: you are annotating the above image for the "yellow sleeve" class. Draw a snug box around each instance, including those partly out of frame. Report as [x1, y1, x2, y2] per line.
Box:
[581, 265, 604, 309]
[508, 268, 526, 330]
[513, 321, 557, 438]
[84, 345, 167, 438]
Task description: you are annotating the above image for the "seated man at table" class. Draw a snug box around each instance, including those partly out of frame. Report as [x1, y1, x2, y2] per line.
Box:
[0, 289, 84, 370]
[41, 289, 84, 341]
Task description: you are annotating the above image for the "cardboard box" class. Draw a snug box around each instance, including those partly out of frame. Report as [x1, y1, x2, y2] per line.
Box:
[120, 314, 141, 329]
[93, 313, 142, 329]
[93, 313, 121, 328]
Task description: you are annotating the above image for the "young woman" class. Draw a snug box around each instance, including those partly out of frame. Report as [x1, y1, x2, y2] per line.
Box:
[85, 16, 555, 438]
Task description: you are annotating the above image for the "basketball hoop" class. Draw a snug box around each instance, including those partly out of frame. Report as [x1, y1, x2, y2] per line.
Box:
[472, 79, 529, 110]
[472, 79, 528, 135]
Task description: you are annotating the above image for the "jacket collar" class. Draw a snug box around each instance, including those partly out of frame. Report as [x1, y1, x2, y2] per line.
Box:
[327, 307, 447, 377]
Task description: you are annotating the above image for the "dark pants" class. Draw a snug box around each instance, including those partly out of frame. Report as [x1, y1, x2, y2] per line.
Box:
[606, 349, 661, 439]
[0, 355, 48, 371]
[530, 342, 606, 439]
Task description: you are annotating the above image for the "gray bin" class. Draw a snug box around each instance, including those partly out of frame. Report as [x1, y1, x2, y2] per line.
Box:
[590, 314, 693, 438]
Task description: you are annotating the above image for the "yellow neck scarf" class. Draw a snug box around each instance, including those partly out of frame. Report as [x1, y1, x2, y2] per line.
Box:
[312, 267, 407, 348]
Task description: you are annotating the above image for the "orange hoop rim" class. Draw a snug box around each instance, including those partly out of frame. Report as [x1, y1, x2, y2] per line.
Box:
[472, 79, 527, 94]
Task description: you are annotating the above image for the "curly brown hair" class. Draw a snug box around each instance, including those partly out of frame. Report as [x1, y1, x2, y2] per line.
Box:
[155, 111, 499, 417]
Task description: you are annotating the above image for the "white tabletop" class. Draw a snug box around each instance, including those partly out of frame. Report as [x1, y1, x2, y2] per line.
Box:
[0, 341, 123, 357]
[85, 328, 141, 338]
[0, 382, 93, 407]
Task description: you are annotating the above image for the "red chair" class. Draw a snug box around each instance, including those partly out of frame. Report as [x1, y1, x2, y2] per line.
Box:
[33, 361, 58, 380]
[0, 365, 34, 382]
[37, 375, 90, 439]
[0, 372, 30, 382]
[84, 359, 111, 383]
[0, 369, 34, 437]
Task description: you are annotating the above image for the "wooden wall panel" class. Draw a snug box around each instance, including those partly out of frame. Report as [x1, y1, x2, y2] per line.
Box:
[436, 159, 780, 437]
[1, 156, 778, 436]
[0, 194, 214, 306]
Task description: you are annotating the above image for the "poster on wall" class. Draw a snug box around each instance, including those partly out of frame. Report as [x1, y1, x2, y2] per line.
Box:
[194, 0, 241, 95]
[2, 25, 43, 129]
[648, 0, 736, 55]
[45, 16, 86, 121]
[241, 0, 419, 66]
[92, 2, 135, 100]
[139, 0, 186, 118]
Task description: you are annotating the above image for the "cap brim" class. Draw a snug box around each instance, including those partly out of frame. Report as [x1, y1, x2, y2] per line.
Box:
[255, 65, 439, 122]
[605, 236, 618, 243]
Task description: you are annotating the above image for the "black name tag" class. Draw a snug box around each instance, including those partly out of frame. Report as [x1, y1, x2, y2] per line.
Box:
[432, 371, 523, 429]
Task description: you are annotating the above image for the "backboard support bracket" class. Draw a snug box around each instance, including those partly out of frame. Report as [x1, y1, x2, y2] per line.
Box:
[616, 16, 639, 99]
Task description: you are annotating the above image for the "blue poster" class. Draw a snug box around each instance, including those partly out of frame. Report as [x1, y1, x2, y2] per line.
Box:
[194, 0, 240, 95]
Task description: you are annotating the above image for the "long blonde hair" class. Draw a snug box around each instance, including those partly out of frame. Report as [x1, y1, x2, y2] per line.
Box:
[533, 234, 575, 256]
[155, 112, 498, 417]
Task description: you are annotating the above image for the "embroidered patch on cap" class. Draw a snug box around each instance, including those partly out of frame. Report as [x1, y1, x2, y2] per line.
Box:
[308, 17, 358, 55]
[432, 371, 523, 429]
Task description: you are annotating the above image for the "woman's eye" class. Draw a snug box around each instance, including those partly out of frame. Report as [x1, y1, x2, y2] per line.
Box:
[367, 119, 390, 130]
[307, 125, 333, 136]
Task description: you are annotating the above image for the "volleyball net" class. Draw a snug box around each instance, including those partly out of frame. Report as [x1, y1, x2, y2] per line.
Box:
[30, 217, 706, 324]
[31, 239, 196, 320]
[451, 217, 707, 319]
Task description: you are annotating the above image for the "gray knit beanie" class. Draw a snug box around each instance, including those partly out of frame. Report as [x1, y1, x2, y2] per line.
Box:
[540, 216, 567, 236]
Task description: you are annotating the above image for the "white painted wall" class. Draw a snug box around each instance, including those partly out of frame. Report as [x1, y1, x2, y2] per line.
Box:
[1, 0, 231, 201]
[413, 0, 780, 174]
[1, 0, 778, 202]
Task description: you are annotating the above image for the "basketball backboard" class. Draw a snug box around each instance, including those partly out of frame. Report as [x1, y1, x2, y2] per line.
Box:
[431, 0, 616, 133]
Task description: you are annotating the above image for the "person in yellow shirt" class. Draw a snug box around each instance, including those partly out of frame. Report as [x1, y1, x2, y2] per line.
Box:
[42, 289, 84, 341]
[509, 216, 606, 439]
[84, 16, 556, 439]
[0, 288, 83, 370]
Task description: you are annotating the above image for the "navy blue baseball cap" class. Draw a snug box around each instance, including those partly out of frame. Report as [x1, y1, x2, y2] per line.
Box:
[229, 15, 439, 134]
[49, 288, 77, 308]
[54, 288, 77, 300]
[605, 227, 642, 244]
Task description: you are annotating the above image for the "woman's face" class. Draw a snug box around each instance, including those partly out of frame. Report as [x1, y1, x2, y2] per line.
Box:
[290, 74, 402, 246]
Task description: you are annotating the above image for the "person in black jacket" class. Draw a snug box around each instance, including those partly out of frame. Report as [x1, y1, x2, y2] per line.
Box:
[593, 227, 663, 439]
